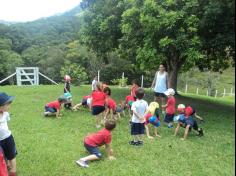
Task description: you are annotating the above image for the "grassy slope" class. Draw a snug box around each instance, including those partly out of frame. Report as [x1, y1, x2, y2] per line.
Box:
[0, 85, 235, 176]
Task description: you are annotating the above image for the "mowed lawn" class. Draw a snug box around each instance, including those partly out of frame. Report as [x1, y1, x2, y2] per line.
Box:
[0, 85, 235, 176]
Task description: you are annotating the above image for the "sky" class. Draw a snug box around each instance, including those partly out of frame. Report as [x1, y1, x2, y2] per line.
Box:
[0, 0, 82, 22]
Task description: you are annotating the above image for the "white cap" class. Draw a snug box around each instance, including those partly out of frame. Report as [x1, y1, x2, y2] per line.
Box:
[164, 88, 175, 96]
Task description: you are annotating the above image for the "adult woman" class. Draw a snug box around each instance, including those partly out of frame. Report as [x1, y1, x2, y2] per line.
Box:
[151, 64, 168, 107]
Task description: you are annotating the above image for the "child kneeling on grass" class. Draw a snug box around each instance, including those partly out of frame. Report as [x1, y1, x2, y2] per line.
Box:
[44, 96, 68, 118]
[0, 92, 17, 176]
[76, 119, 116, 168]
[145, 102, 161, 139]
[174, 105, 204, 140]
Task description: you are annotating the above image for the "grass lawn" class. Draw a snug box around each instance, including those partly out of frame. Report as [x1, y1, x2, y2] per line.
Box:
[0, 85, 235, 176]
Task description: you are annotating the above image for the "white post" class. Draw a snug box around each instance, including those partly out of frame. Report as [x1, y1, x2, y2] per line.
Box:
[0, 72, 16, 84]
[185, 84, 188, 93]
[98, 70, 100, 82]
[122, 72, 124, 79]
[206, 89, 209, 96]
[230, 87, 233, 96]
[196, 88, 199, 95]
[223, 88, 226, 97]
[215, 90, 218, 98]
[141, 75, 144, 88]
[38, 72, 58, 85]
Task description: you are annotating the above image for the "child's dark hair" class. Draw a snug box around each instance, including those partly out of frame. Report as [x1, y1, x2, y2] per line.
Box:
[131, 79, 139, 86]
[135, 88, 145, 99]
[105, 119, 116, 131]
[103, 87, 111, 95]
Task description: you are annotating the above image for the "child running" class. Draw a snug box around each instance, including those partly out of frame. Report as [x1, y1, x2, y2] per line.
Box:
[162, 88, 176, 128]
[0, 92, 17, 176]
[76, 119, 116, 168]
[129, 88, 148, 146]
[44, 96, 68, 118]
[90, 82, 107, 128]
[144, 102, 161, 139]
[174, 105, 204, 140]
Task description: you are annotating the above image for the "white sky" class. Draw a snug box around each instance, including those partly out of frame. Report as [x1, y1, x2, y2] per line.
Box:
[0, 0, 82, 22]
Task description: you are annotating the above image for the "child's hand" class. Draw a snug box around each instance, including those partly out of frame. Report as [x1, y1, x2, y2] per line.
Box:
[148, 136, 154, 139]
[108, 156, 116, 160]
[155, 134, 161, 138]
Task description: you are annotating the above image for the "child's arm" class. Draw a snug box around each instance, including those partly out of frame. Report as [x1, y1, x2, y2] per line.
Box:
[56, 109, 61, 118]
[133, 110, 144, 121]
[194, 113, 204, 121]
[181, 125, 190, 140]
[145, 125, 153, 139]
[105, 144, 116, 160]
[174, 123, 181, 136]
[154, 127, 161, 137]
[104, 108, 110, 120]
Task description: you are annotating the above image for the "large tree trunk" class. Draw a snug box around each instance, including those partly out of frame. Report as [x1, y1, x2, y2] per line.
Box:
[167, 56, 181, 93]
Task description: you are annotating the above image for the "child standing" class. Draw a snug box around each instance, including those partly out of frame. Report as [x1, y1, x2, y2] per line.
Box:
[90, 83, 107, 128]
[76, 119, 116, 168]
[103, 87, 117, 120]
[129, 88, 148, 146]
[130, 80, 139, 100]
[144, 102, 161, 139]
[64, 75, 71, 93]
[162, 88, 176, 128]
[44, 96, 68, 118]
[125, 95, 135, 117]
[0, 92, 17, 176]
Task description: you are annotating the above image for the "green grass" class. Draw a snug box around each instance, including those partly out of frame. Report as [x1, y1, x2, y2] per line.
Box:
[0, 85, 235, 176]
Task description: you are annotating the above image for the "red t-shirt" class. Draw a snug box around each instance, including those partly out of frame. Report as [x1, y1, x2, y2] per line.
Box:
[144, 113, 152, 125]
[125, 95, 135, 104]
[91, 91, 106, 107]
[46, 101, 61, 110]
[107, 97, 116, 110]
[166, 97, 176, 114]
[0, 147, 7, 176]
[84, 128, 112, 147]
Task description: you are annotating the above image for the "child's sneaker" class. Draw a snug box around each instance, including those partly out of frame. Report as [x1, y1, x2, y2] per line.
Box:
[167, 124, 173, 128]
[129, 141, 137, 145]
[96, 125, 101, 129]
[44, 111, 50, 117]
[76, 160, 89, 168]
[136, 141, 143, 146]
[198, 128, 204, 137]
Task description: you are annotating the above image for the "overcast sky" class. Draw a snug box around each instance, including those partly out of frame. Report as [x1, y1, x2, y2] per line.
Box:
[0, 0, 82, 22]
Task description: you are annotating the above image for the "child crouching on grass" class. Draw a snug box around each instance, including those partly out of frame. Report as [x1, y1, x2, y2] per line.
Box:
[174, 105, 204, 140]
[76, 119, 116, 168]
[44, 96, 68, 119]
[144, 102, 161, 139]
[0, 92, 17, 176]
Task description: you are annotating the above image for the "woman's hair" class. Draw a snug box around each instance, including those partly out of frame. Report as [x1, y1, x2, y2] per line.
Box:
[96, 82, 102, 91]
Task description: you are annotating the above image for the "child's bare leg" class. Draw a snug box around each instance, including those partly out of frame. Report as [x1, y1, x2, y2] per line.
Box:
[80, 154, 100, 162]
[8, 158, 16, 174]
[174, 123, 181, 136]
[73, 103, 82, 110]
[96, 115, 101, 128]
[154, 127, 161, 137]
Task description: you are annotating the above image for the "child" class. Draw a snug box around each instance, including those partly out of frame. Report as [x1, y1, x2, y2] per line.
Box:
[64, 92, 73, 110]
[0, 146, 8, 176]
[162, 88, 176, 128]
[0, 92, 17, 176]
[129, 88, 148, 146]
[174, 105, 204, 140]
[90, 82, 107, 128]
[116, 101, 126, 118]
[76, 119, 116, 168]
[72, 95, 92, 111]
[91, 76, 98, 91]
[44, 96, 68, 118]
[130, 80, 139, 100]
[64, 75, 71, 93]
[125, 95, 135, 117]
[103, 87, 117, 120]
[144, 102, 161, 139]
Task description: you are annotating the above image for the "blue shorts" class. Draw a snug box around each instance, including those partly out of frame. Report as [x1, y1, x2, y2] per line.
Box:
[84, 143, 102, 158]
[45, 106, 57, 113]
[81, 99, 87, 106]
[0, 135, 17, 160]
[131, 122, 145, 135]
[151, 121, 161, 127]
[164, 114, 174, 123]
[92, 106, 105, 115]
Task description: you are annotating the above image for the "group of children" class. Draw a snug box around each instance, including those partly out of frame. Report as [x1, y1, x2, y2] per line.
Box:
[0, 76, 205, 175]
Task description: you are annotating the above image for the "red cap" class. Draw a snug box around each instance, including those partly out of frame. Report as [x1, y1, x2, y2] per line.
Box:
[185, 106, 193, 117]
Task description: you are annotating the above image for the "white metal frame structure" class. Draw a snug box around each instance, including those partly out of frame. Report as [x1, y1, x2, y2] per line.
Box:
[0, 67, 58, 86]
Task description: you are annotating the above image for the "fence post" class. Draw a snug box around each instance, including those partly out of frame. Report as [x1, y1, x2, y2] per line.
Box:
[206, 89, 209, 96]
[185, 84, 188, 93]
[223, 88, 226, 97]
[196, 88, 199, 95]
[215, 90, 218, 98]
[98, 70, 100, 82]
[141, 75, 144, 88]
[230, 87, 233, 96]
